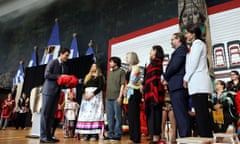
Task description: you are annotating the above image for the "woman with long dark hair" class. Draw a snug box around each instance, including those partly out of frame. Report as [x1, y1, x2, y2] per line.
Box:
[183, 24, 213, 137]
[144, 45, 165, 143]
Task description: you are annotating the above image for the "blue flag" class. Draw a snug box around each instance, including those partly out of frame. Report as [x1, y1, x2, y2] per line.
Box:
[85, 46, 96, 61]
[85, 46, 94, 55]
[40, 19, 61, 64]
[69, 34, 79, 59]
[13, 63, 25, 85]
[28, 47, 38, 67]
[85, 40, 97, 61]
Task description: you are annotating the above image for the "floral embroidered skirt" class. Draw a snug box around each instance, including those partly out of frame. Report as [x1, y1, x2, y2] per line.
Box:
[75, 87, 104, 135]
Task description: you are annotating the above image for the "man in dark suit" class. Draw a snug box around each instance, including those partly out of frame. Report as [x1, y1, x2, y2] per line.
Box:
[163, 33, 191, 137]
[40, 48, 70, 143]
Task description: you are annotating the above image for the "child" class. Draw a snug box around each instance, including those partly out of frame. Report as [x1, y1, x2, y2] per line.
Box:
[15, 92, 29, 130]
[161, 85, 176, 143]
[0, 93, 15, 130]
[63, 89, 79, 138]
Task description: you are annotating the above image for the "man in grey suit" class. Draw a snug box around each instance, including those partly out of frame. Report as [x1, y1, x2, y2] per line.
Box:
[40, 48, 70, 143]
[163, 33, 191, 137]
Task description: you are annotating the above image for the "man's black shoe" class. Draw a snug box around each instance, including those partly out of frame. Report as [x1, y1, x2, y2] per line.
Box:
[50, 137, 60, 142]
[111, 137, 121, 141]
[103, 136, 112, 140]
[40, 138, 55, 143]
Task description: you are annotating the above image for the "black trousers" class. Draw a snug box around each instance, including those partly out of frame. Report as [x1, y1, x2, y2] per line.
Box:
[128, 89, 141, 142]
[169, 89, 191, 137]
[40, 93, 60, 139]
[147, 104, 162, 136]
[191, 93, 213, 137]
[51, 118, 61, 137]
[15, 112, 27, 129]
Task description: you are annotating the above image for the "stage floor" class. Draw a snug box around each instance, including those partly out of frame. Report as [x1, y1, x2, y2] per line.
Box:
[0, 127, 157, 144]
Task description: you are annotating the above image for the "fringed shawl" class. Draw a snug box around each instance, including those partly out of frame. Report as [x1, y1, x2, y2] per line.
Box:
[144, 58, 164, 113]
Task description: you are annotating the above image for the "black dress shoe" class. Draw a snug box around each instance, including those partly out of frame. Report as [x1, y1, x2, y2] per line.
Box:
[111, 137, 121, 141]
[103, 136, 112, 140]
[40, 139, 54, 143]
[50, 137, 60, 142]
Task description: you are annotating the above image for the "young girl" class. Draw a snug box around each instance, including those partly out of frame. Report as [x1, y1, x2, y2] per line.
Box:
[161, 86, 176, 143]
[0, 93, 15, 130]
[75, 63, 105, 141]
[63, 89, 79, 138]
[15, 92, 29, 130]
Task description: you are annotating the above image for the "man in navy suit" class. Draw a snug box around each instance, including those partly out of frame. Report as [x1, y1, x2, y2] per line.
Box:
[40, 48, 70, 143]
[163, 33, 191, 137]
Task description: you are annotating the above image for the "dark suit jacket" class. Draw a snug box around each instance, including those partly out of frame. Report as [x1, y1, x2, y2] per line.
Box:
[42, 59, 68, 96]
[164, 45, 187, 92]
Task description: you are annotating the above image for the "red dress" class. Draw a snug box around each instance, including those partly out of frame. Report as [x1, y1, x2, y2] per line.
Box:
[1, 98, 15, 119]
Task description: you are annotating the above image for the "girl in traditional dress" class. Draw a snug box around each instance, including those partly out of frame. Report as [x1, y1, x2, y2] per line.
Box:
[63, 89, 79, 138]
[0, 93, 15, 129]
[15, 92, 29, 130]
[75, 63, 105, 141]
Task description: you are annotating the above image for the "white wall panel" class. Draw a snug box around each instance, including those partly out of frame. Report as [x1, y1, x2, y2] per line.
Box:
[209, 8, 240, 44]
[110, 6, 240, 81]
[111, 24, 178, 66]
[209, 7, 240, 81]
